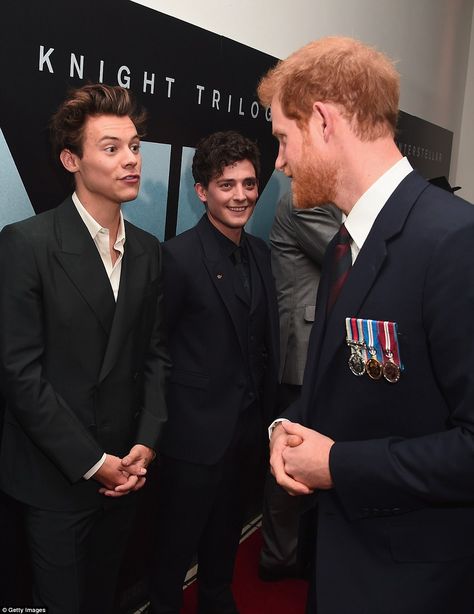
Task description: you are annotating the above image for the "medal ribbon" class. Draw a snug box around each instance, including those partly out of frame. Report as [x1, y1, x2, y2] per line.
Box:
[377, 320, 403, 369]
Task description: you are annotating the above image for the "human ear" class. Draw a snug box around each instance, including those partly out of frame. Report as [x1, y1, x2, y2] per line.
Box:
[194, 183, 208, 204]
[59, 149, 80, 173]
[313, 102, 333, 141]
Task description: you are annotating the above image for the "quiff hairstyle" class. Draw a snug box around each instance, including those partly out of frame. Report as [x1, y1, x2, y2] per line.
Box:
[50, 83, 147, 158]
[192, 130, 261, 188]
[258, 36, 400, 141]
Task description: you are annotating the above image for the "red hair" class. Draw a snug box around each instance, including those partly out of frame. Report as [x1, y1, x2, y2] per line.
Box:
[258, 36, 400, 141]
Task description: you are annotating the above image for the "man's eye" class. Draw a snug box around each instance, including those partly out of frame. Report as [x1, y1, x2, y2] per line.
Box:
[105, 146, 116, 153]
[131, 143, 140, 153]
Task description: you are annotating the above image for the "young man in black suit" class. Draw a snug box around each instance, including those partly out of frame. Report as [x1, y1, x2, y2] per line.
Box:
[259, 36, 474, 614]
[0, 84, 170, 614]
[149, 131, 279, 614]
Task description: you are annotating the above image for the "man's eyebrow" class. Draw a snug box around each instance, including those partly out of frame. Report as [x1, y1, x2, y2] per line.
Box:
[217, 176, 257, 181]
[97, 134, 139, 142]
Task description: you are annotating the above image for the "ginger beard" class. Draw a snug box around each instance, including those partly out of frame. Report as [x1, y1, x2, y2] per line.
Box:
[291, 139, 339, 209]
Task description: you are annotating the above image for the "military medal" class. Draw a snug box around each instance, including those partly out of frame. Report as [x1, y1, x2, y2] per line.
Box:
[345, 318, 366, 376]
[364, 319, 382, 380]
[379, 320, 402, 383]
[349, 347, 366, 376]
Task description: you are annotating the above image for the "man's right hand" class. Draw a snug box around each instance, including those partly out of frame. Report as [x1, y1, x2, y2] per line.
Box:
[92, 454, 130, 491]
[270, 421, 313, 496]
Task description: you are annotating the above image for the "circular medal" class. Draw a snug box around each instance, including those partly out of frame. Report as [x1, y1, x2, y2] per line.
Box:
[366, 357, 382, 380]
[349, 352, 366, 376]
[383, 360, 400, 383]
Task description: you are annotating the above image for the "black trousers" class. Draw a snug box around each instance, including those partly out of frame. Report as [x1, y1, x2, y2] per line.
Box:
[149, 404, 265, 614]
[23, 498, 136, 614]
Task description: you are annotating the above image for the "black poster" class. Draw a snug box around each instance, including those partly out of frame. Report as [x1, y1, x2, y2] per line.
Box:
[1, 0, 454, 242]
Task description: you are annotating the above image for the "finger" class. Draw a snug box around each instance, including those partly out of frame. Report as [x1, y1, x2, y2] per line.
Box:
[286, 435, 303, 447]
[114, 474, 139, 493]
[121, 463, 147, 476]
[99, 488, 131, 498]
[121, 452, 140, 467]
[130, 477, 146, 492]
[281, 421, 308, 438]
[275, 470, 313, 496]
[270, 449, 311, 496]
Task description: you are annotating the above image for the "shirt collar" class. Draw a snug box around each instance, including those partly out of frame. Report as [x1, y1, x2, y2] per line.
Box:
[72, 192, 126, 247]
[344, 157, 412, 253]
[203, 214, 247, 258]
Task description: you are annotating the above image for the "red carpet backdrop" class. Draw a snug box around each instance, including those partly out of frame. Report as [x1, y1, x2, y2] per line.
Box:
[182, 529, 308, 614]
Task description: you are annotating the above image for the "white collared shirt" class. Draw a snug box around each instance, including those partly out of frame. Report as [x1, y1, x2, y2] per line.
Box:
[344, 157, 413, 262]
[72, 192, 126, 478]
[72, 192, 126, 301]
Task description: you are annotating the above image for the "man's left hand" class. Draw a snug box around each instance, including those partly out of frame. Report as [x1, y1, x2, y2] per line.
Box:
[121, 443, 156, 473]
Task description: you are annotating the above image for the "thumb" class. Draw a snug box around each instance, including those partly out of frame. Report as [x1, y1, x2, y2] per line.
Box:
[121, 451, 140, 467]
[286, 434, 303, 447]
[281, 420, 307, 438]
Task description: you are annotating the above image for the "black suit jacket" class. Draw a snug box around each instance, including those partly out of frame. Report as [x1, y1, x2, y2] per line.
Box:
[0, 197, 170, 511]
[160, 215, 279, 465]
[291, 172, 474, 613]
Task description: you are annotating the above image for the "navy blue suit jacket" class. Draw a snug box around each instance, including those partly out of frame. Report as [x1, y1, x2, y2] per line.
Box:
[291, 171, 474, 614]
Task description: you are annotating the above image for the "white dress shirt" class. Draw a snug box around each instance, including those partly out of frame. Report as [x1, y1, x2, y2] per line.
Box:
[344, 157, 413, 262]
[72, 192, 126, 479]
[72, 192, 125, 301]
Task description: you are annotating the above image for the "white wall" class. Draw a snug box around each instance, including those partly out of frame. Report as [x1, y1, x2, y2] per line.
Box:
[133, 0, 474, 199]
[457, 7, 474, 201]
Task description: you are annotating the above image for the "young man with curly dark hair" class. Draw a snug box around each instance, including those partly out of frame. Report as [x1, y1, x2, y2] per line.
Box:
[149, 131, 279, 614]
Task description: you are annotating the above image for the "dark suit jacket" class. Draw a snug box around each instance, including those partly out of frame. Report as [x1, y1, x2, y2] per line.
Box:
[0, 197, 170, 511]
[160, 215, 279, 465]
[291, 172, 474, 613]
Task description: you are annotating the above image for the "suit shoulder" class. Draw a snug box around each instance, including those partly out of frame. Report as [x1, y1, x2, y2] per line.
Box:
[246, 232, 269, 253]
[162, 226, 199, 255]
[417, 186, 474, 234]
[124, 220, 161, 252]
[0, 208, 56, 245]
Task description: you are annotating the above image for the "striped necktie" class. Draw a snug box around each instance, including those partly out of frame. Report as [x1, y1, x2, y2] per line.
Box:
[327, 224, 352, 312]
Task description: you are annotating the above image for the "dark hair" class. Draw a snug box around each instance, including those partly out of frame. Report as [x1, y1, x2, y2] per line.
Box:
[192, 131, 261, 187]
[49, 83, 147, 158]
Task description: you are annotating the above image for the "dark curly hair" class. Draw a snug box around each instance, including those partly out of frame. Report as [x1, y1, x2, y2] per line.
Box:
[192, 131, 261, 187]
[50, 83, 147, 159]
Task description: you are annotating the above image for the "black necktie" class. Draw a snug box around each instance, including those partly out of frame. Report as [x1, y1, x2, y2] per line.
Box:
[327, 224, 352, 312]
[232, 246, 251, 295]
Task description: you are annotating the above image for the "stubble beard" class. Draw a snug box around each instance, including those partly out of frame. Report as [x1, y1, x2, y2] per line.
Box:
[291, 147, 339, 209]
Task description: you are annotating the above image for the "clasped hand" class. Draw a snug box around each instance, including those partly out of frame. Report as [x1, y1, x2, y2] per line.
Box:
[270, 421, 335, 496]
[94, 444, 155, 498]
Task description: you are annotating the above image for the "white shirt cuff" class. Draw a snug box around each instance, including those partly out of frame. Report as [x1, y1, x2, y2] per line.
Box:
[83, 453, 106, 480]
[268, 418, 290, 440]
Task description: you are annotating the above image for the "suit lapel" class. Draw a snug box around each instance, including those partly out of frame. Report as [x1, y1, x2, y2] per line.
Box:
[246, 234, 280, 373]
[53, 198, 116, 335]
[247, 236, 272, 313]
[98, 223, 147, 382]
[197, 217, 248, 357]
[309, 171, 429, 399]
